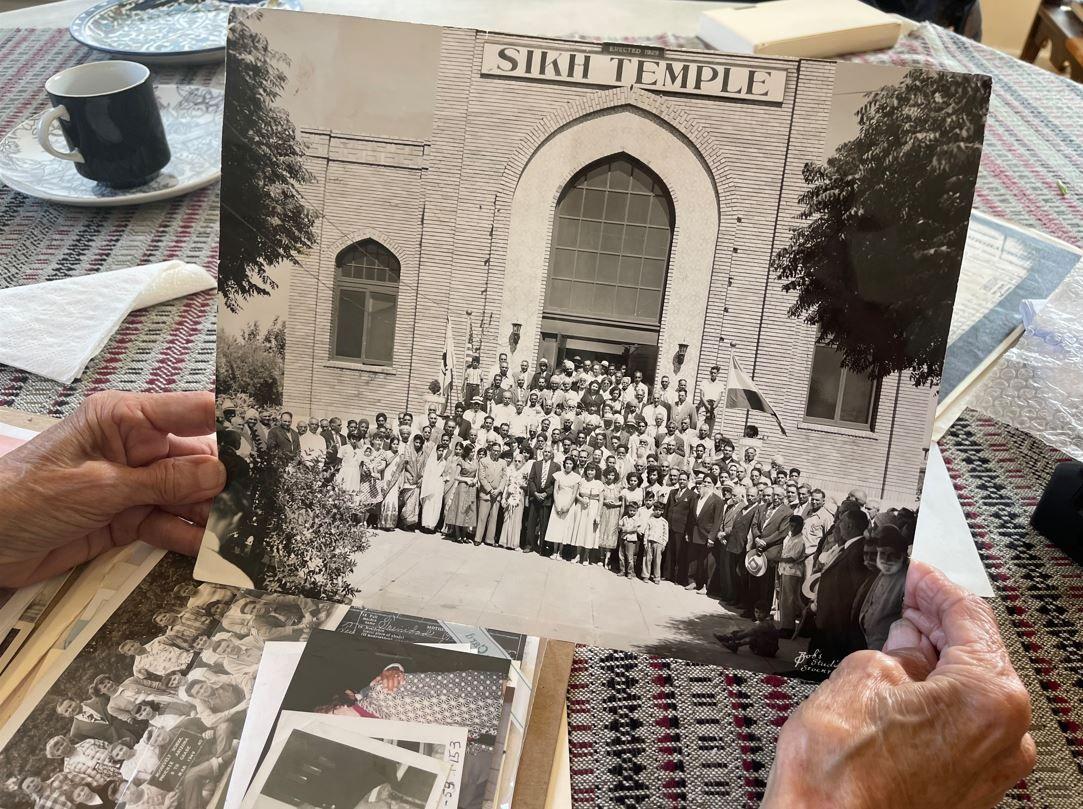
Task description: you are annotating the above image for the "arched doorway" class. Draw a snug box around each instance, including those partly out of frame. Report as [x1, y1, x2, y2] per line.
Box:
[539, 154, 674, 383]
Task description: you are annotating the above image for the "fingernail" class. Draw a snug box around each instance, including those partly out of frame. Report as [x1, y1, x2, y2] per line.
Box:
[195, 457, 226, 491]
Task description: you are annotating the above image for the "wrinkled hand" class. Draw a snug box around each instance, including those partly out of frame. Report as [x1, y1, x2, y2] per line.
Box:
[0, 391, 224, 587]
[372, 666, 406, 693]
[762, 561, 1034, 809]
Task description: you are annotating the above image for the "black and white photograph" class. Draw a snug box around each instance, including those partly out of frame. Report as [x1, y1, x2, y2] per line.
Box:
[0, 553, 338, 809]
[198, 9, 991, 675]
[278, 631, 511, 809]
[243, 726, 449, 809]
[271, 714, 470, 809]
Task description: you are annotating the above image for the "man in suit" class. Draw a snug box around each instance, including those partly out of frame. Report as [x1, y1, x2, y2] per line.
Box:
[808, 505, 873, 664]
[712, 481, 740, 600]
[265, 411, 300, 464]
[727, 485, 761, 615]
[322, 416, 347, 478]
[686, 474, 724, 594]
[475, 442, 508, 546]
[670, 386, 697, 432]
[525, 445, 559, 555]
[664, 470, 695, 584]
[749, 484, 793, 611]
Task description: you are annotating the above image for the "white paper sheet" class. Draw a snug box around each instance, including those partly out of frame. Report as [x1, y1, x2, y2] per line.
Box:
[912, 443, 994, 597]
[225, 642, 306, 809]
[0, 261, 215, 383]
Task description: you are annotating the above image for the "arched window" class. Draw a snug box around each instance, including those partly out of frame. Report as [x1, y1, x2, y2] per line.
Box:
[545, 155, 674, 326]
[330, 239, 399, 366]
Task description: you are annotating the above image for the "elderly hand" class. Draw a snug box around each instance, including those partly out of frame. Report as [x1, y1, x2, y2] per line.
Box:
[0, 391, 224, 587]
[762, 560, 1035, 809]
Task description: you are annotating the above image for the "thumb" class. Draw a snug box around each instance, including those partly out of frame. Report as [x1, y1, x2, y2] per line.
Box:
[122, 455, 226, 507]
[883, 617, 937, 681]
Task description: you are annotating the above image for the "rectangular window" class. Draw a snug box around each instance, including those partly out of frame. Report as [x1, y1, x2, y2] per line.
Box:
[331, 287, 395, 366]
[804, 342, 878, 430]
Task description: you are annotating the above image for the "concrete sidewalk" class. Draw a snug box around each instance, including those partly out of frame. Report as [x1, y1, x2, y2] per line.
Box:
[349, 530, 805, 672]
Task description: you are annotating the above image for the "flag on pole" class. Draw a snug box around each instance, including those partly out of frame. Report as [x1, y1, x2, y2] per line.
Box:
[726, 356, 787, 436]
[440, 316, 456, 400]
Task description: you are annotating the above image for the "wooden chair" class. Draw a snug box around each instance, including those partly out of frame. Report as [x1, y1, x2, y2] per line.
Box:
[1021, 0, 1083, 82]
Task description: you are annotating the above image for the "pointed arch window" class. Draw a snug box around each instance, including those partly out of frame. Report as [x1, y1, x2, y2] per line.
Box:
[546, 154, 674, 326]
[330, 239, 399, 366]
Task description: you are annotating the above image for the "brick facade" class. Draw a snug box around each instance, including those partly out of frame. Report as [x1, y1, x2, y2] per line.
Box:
[283, 30, 934, 508]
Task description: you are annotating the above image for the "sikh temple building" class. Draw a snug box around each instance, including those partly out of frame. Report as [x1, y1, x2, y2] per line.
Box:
[282, 29, 936, 507]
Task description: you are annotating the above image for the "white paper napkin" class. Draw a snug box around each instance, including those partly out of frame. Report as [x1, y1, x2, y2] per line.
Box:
[0, 261, 216, 384]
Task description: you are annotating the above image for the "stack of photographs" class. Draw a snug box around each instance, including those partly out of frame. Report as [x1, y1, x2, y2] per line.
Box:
[232, 630, 517, 809]
[0, 553, 536, 809]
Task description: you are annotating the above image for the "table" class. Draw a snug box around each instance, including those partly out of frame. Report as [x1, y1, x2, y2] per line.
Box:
[1, 6, 1083, 806]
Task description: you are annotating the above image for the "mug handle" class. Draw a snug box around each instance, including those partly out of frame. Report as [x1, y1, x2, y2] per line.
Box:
[36, 105, 85, 163]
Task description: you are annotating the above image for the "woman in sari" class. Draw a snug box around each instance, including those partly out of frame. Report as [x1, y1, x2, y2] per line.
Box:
[497, 448, 530, 550]
[378, 435, 403, 530]
[398, 434, 427, 530]
[544, 456, 581, 561]
[444, 442, 478, 543]
[419, 442, 449, 533]
[355, 452, 405, 522]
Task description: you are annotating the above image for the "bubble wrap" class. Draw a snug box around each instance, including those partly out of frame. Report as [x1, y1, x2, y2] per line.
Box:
[971, 266, 1083, 461]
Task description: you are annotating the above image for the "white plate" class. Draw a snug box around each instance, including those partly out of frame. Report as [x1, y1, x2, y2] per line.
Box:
[0, 84, 222, 207]
[69, 0, 301, 65]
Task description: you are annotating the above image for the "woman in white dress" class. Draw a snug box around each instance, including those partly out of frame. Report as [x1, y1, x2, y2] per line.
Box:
[544, 456, 581, 561]
[335, 436, 363, 503]
[419, 442, 449, 532]
[571, 462, 603, 564]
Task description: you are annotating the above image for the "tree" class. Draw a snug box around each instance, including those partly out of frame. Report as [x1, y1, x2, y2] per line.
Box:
[244, 454, 371, 601]
[771, 68, 991, 387]
[216, 319, 285, 407]
[219, 10, 318, 312]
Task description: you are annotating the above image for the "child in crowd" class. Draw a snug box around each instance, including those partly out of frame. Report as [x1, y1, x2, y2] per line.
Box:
[617, 503, 640, 578]
[713, 601, 781, 658]
[633, 491, 656, 580]
[777, 514, 807, 635]
[640, 500, 668, 584]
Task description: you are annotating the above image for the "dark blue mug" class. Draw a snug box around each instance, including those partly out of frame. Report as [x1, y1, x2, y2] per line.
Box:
[37, 60, 170, 189]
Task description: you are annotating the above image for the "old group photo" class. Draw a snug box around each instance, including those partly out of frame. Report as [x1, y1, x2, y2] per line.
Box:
[0, 555, 336, 809]
[198, 10, 989, 673]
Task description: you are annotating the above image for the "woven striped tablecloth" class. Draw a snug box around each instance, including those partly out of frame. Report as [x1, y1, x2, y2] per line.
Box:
[0, 28, 221, 417]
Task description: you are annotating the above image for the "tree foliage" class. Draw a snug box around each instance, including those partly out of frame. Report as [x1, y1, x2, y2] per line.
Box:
[244, 455, 371, 602]
[216, 318, 285, 408]
[219, 10, 318, 311]
[771, 68, 991, 386]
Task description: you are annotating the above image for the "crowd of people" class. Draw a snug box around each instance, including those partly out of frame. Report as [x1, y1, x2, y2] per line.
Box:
[216, 352, 914, 665]
[6, 584, 329, 809]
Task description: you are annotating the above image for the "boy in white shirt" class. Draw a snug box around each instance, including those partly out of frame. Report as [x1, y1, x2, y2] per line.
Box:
[640, 500, 669, 584]
[777, 514, 808, 634]
[618, 502, 641, 579]
[633, 491, 656, 580]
